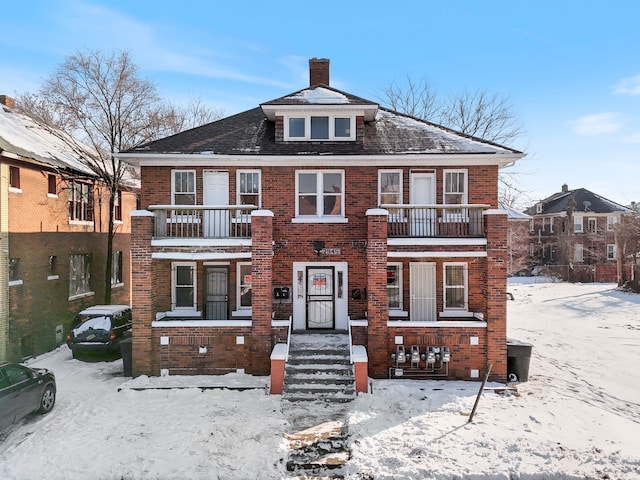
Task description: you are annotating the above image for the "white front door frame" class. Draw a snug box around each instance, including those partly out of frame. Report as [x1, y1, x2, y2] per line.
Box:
[292, 261, 348, 331]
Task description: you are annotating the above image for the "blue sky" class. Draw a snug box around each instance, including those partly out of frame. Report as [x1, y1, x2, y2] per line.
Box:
[1, 0, 639, 206]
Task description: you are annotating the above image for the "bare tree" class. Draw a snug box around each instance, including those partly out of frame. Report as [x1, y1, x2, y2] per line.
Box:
[614, 212, 640, 288]
[378, 76, 439, 121]
[17, 48, 222, 303]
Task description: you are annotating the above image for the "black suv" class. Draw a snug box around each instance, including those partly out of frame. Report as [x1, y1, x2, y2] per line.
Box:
[67, 305, 132, 359]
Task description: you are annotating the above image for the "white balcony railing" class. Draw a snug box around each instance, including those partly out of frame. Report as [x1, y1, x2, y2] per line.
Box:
[149, 205, 257, 239]
[380, 204, 489, 238]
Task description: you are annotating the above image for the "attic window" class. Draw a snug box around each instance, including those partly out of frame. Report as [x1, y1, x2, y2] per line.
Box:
[285, 115, 354, 141]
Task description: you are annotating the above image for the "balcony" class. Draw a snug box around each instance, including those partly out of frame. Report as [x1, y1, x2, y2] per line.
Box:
[149, 205, 256, 239]
[381, 204, 489, 238]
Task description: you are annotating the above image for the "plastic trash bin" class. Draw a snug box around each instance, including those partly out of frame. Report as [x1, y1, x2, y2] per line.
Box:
[506, 339, 533, 382]
[120, 334, 133, 377]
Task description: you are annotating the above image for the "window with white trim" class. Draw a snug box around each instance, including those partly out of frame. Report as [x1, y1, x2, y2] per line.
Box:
[607, 244, 617, 260]
[574, 244, 584, 262]
[607, 216, 618, 231]
[443, 170, 467, 205]
[529, 219, 534, 232]
[549, 217, 554, 232]
[285, 115, 355, 141]
[444, 263, 468, 311]
[68, 181, 94, 222]
[387, 263, 403, 311]
[574, 215, 583, 233]
[587, 217, 597, 233]
[172, 170, 196, 205]
[237, 170, 261, 207]
[172, 262, 196, 310]
[69, 254, 92, 297]
[237, 262, 252, 309]
[378, 170, 402, 208]
[296, 170, 344, 217]
[111, 251, 123, 285]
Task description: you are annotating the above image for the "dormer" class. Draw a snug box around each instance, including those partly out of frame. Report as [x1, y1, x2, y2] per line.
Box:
[261, 58, 378, 143]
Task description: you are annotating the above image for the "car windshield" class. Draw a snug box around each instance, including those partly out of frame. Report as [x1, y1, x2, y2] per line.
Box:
[73, 315, 111, 334]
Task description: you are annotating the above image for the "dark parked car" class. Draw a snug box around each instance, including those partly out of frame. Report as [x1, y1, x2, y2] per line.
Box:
[0, 362, 56, 432]
[67, 305, 132, 359]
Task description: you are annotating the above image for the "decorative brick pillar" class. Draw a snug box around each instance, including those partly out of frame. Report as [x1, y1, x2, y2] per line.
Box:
[130, 210, 156, 377]
[250, 210, 273, 376]
[366, 208, 389, 378]
[484, 209, 508, 382]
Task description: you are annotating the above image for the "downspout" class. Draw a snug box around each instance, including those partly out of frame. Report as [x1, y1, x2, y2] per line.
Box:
[0, 161, 10, 361]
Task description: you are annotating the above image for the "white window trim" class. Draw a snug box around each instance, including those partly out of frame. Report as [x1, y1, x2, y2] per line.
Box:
[387, 262, 404, 314]
[443, 169, 468, 205]
[607, 216, 618, 231]
[549, 217, 554, 232]
[574, 244, 584, 262]
[574, 215, 584, 233]
[236, 262, 252, 311]
[378, 169, 403, 208]
[171, 169, 196, 205]
[587, 217, 597, 233]
[284, 114, 356, 141]
[529, 219, 534, 232]
[607, 244, 617, 260]
[172, 261, 197, 311]
[236, 170, 262, 208]
[295, 169, 345, 219]
[443, 262, 468, 312]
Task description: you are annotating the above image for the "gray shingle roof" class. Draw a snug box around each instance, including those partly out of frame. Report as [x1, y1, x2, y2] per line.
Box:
[125, 86, 522, 157]
[527, 188, 632, 215]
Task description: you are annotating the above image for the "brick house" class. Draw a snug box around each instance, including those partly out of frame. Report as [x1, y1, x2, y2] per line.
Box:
[118, 59, 524, 385]
[525, 184, 633, 282]
[0, 95, 137, 361]
[499, 204, 532, 276]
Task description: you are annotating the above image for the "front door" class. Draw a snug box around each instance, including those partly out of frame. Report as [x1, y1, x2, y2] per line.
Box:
[410, 172, 436, 236]
[306, 267, 335, 329]
[204, 267, 228, 320]
[203, 170, 229, 237]
[410, 262, 437, 321]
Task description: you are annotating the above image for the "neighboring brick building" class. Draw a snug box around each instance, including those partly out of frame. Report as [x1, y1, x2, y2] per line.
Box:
[0, 95, 137, 361]
[499, 203, 532, 276]
[118, 59, 525, 383]
[525, 184, 633, 282]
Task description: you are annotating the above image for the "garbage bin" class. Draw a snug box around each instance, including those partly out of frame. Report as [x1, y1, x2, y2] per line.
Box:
[120, 332, 133, 377]
[506, 339, 533, 382]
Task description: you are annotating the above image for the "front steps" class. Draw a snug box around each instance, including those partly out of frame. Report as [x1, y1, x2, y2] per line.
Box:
[281, 333, 354, 478]
[283, 333, 356, 404]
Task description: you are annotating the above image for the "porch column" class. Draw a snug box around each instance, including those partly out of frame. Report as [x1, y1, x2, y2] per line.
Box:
[131, 210, 156, 376]
[250, 210, 273, 376]
[484, 209, 508, 382]
[366, 208, 389, 378]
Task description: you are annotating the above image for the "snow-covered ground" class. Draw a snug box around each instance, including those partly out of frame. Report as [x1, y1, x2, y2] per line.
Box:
[1, 278, 639, 479]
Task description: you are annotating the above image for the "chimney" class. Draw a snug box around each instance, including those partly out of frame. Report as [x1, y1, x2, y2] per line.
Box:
[309, 58, 330, 86]
[561, 183, 568, 193]
[0, 95, 15, 109]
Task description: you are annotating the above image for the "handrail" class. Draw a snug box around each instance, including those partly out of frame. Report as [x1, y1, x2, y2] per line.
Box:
[348, 317, 353, 364]
[285, 315, 293, 362]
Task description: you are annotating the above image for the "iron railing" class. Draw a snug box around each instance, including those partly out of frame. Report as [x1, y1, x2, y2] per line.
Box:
[380, 204, 489, 238]
[149, 205, 257, 239]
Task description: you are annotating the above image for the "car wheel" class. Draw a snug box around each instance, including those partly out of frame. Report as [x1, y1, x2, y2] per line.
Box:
[39, 384, 56, 414]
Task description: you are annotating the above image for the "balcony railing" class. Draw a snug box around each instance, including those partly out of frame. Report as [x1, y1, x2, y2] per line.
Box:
[149, 205, 257, 239]
[380, 204, 489, 238]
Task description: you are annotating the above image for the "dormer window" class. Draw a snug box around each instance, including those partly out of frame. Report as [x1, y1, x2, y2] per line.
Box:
[285, 115, 355, 141]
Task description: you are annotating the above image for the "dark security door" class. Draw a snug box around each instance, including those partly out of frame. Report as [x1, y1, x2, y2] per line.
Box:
[205, 267, 228, 320]
[306, 267, 335, 329]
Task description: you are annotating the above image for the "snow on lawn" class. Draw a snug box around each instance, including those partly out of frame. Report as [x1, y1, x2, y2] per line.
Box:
[1, 279, 639, 479]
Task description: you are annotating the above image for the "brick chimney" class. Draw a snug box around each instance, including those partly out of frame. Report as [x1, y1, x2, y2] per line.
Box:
[309, 58, 330, 86]
[561, 183, 568, 193]
[0, 95, 15, 109]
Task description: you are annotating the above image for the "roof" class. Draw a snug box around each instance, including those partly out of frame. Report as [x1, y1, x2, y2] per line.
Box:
[527, 187, 633, 215]
[0, 103, 97, 176]
[499, 203, 531, 220]
[120, 84, 523, 162]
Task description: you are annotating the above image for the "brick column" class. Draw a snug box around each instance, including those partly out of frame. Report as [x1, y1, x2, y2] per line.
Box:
[366, 208, 389, 378]
[131, 210, 155, 376]
[250, 210, 273, 376]
[484, 209, 508, 381]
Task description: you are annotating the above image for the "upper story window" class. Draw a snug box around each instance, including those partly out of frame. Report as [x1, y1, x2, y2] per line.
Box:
[68, 181, 94, 222]
[237, 170, 261, 207]
[607, 216, 618, 231]
[9, 166, 21, 190]
[378, 170, 402, 207]
[574, 215, 584, 233]
[587, 217, 597, 233]
[296, 170, 344, 218]
[607, 244, 617, 260]
[172, 170, 196, 205]
[285, 115, 355, 141]
[443, 169, 468, 205]
[48, 174, 57, 196]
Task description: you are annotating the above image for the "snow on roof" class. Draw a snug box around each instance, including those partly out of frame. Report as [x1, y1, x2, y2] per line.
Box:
[284, 87, 350, 104]
[499, 203, 532, 220]
[0, 104, 97, 176]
